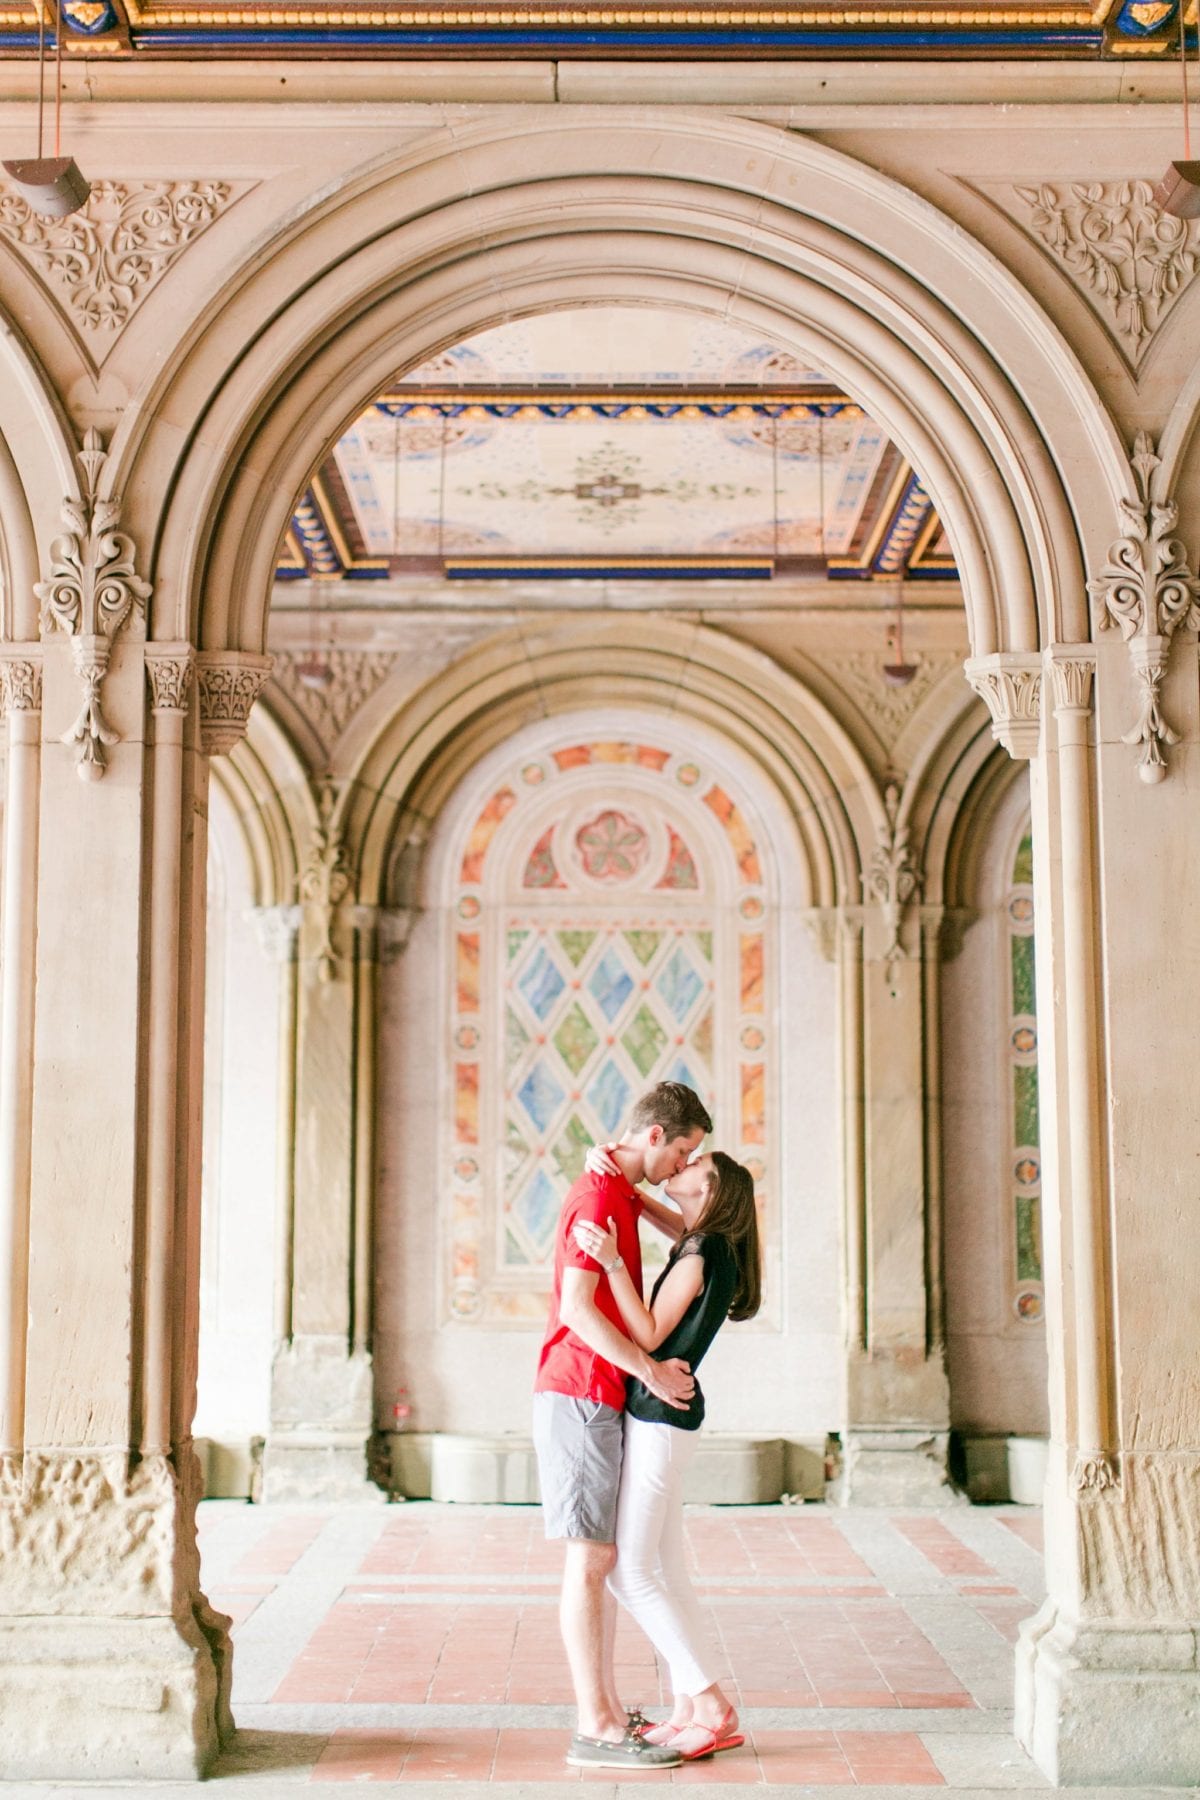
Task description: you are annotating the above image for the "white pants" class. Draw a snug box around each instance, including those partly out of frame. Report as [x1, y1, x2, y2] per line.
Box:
[607, 1415, 718, 1698]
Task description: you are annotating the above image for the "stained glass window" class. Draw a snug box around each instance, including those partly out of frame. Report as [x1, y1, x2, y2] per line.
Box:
[1008, 830, 1043, 1324]
[446, 739, 772, 1324]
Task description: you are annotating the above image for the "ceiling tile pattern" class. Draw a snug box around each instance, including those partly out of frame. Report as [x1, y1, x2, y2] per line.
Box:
[279, 308, 958, 587]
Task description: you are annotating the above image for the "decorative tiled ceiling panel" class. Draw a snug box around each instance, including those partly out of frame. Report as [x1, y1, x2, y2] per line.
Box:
[276, 307, 957, 582]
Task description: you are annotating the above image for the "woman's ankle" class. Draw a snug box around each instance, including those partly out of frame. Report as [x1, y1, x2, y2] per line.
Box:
[690, 1688, 734, 1730]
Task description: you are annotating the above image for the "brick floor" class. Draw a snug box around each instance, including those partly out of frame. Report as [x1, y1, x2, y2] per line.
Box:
[171, 1497, 1147, 1795]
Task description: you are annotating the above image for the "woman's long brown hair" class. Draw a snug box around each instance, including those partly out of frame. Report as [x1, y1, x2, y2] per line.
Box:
[692, 1150, 762, 1321]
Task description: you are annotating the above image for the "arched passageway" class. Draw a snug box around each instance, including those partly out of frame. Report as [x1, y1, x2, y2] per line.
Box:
[0, 112, 1198, 1790]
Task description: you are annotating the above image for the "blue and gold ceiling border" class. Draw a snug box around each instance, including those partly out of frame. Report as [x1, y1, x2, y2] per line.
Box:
[376, 392, 865, 422]
[3, 0, 1195, 58]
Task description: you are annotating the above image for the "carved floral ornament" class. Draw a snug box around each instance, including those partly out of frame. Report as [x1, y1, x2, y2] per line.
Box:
[1088, 432, 1200, 785]
[0, 181, 237, 343]
[862, 778, 922, 975]
[1011, 180, 1199, 364]
[300, 781, 353, 982]
[0, 658, 43, 716]
[35, 430, 151, 782]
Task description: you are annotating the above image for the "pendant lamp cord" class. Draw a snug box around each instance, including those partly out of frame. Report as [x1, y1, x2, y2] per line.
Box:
[36, 2, 46, 158]
[1181, 0, 1196, 162]
[54, 0, 63, 159]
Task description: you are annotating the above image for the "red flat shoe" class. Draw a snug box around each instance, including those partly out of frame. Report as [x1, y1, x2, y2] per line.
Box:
[671, 1707, 746, 1761]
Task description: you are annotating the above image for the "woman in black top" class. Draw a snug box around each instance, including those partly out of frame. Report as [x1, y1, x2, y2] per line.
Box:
[572, 1150, 761, 1761]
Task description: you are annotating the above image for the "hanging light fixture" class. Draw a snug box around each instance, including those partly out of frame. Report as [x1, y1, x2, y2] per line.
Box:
[882, 572, 918, 687]
[1152, 3, 1200, 218]
[3, 3, 91, 219]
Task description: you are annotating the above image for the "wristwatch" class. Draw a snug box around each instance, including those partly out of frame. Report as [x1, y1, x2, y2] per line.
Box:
[603, 1254, 624, 1274]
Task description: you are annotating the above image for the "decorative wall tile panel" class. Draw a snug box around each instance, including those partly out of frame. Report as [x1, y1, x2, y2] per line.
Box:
[446, 736, 773, 1322]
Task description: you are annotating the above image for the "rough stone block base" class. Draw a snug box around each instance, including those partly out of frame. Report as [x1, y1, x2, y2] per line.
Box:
[263, 1338, 384, 1502]
[1016, 1601, 1200, 1787]
[386, 1432, 805, 1503]
[0, 1613, 221, 1780]
[828, 1428, 958, 1506]
[261, 1430, 385, 1504]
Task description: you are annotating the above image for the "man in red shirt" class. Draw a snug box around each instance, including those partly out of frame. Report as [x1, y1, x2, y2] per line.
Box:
[533, 1081, 714, 1770]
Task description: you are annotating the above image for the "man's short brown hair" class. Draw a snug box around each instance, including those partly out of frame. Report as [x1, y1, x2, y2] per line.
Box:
[628, 1081, 713, 1140]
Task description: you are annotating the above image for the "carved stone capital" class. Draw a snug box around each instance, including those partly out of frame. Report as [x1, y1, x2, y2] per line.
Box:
[1046, 645, 1097, 717]
[0, 651, 43, 717]
[195, 652, 273, 756]
[964, 652, 1043, 760]
[919, 904, 978, 963]
[144, 643, 195, 715]
[34, 430, 151, 782]
[249, 903, 302, 963]
[840, 910, 866, 950]
[802, 908, 840, 963]
[350, 903, 418, 965]
[1088, 433, 1200, 783]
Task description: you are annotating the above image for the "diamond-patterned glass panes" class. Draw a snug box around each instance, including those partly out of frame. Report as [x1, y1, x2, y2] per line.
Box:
[504, 924, 716, 1268]
[1008, 830, 1043, 1325]
[519, 945, 566, 1019]
[448, 739, 771, 1322]
[588, 946, 635, 1021]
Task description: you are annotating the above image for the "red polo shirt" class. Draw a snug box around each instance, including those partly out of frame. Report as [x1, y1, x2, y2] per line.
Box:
[534, 1169, 645, 1410]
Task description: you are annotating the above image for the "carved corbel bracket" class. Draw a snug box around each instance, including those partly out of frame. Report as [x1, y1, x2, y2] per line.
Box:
[1087, 433, 1200, 784]
[195, 651, 273, 755]
[144, 642, 195, 716]
[862, 779, 922, 975]
[34, 429, 151, 782]
[964, 651, 1043, 759]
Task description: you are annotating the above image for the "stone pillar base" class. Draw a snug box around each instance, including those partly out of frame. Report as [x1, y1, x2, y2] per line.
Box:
[1016, 1600, 1200, 1787]
[262, 1338, 385, 1503]
[261, 1430, 386, 1504]
[0, 1613, 221, 1780]
[828, 1429, 958, 1506]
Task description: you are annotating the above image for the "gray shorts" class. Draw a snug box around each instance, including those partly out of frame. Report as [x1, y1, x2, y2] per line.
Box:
[532, 1392, 624, 1542]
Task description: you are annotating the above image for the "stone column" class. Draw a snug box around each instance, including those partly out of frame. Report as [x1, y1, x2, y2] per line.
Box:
[0, 443, 271, 1786]
[1000, 442, 1200, 1786]
[828, 782, 954, 1505]
[260, 789, 403, 1503]
[0, 650, 42, 1460]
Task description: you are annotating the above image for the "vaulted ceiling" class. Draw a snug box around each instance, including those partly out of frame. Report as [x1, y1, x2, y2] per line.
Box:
[279, 310, 956, 590]
[0, 0, 1189, 59]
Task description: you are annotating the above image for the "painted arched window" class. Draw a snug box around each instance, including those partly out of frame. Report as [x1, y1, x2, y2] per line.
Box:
[445, 735, 775, 1326]
[1007, 828, 1042, 1325]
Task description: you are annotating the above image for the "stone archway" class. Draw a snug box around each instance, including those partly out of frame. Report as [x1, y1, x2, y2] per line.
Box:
[2, 114, 1198, 1787]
